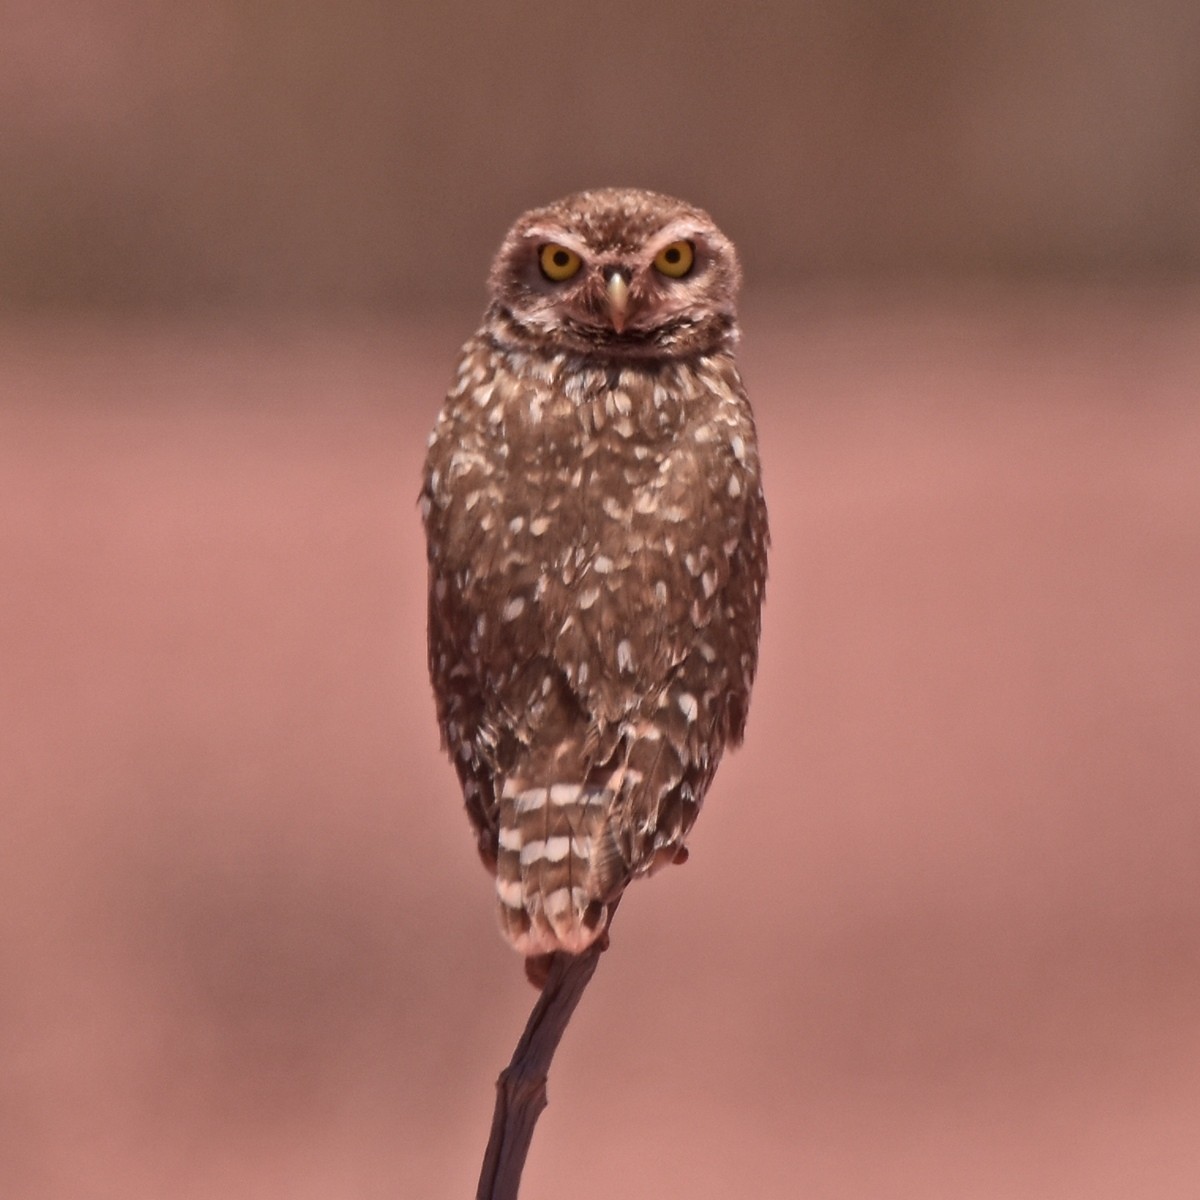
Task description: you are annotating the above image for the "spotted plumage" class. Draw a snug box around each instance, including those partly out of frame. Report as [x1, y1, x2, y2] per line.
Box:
[421, 188, 768, 976]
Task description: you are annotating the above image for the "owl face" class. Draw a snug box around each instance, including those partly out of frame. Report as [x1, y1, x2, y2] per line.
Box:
[487, 188, 741, 359]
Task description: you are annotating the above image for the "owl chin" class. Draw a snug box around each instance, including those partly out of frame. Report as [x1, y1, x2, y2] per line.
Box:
[535, 312, 731, 361]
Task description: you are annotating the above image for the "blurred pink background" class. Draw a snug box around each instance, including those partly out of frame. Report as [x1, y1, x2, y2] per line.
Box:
[2, 5, 1199, 1199]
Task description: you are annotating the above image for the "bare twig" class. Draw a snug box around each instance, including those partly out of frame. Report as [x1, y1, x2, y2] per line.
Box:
[475, 917, 616, 1200]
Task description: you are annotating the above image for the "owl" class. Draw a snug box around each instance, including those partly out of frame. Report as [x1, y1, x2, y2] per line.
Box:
[420, 188, 768, 979]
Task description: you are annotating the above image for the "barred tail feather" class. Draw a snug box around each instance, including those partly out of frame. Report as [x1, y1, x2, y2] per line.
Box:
[493, 715, 702, 957]
[495, 778, 616, 956]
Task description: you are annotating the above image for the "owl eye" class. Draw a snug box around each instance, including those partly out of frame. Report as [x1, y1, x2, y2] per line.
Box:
[653, 240, 695, 278]
[539, 243, 582, 282]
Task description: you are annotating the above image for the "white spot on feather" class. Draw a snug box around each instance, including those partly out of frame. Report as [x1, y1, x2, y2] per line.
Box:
[544, 887, 576, 922]
[521, 837, 572, 865]
[516, 788, 549, 813]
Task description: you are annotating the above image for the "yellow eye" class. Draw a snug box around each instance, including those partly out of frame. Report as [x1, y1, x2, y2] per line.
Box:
[539, 243, 582, 282]
[653, 240, 694, 278]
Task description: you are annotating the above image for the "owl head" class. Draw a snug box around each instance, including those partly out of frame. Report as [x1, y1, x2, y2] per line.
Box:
[487, 188, 741, 359]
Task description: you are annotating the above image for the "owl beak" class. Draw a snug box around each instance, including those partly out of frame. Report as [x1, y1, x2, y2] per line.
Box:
[606, 271, 630, 333]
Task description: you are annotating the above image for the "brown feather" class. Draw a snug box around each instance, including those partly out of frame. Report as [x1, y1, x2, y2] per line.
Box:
[421, 188, 768, 961]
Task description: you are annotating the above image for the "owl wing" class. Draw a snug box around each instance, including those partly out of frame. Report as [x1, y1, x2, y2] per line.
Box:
[540, 362, 767, 739]
[422, 344, 589, 864]
[533, 363, 768, 877]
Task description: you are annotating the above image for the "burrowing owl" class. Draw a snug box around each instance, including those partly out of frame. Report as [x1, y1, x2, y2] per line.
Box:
[421, 188, 767, 977]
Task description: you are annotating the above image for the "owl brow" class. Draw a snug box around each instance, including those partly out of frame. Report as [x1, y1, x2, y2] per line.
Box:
[520, 226, 590, 257]
[645, 221, 707, 256]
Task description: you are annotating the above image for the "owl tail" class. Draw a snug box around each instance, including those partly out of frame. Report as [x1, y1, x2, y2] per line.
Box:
[494, 778, 627, 958]
[493, 725, 697, 960]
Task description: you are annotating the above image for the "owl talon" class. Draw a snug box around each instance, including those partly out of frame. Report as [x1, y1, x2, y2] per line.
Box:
[646, 842, 689, 875]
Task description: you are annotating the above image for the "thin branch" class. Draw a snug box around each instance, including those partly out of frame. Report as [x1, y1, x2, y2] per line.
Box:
[475, 915, 617, 1200]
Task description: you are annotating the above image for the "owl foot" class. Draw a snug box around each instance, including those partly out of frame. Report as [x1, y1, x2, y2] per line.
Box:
[525, 953, 554, 989]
